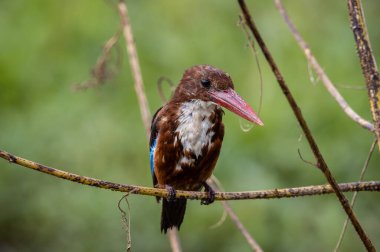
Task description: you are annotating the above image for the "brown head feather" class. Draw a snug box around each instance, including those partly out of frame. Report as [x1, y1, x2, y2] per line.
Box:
[172, 65, 234, 102]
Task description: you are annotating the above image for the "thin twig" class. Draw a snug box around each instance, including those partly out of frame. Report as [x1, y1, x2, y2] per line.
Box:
[157, 76, 175, 104]
[237, 1, 375, 250]
[274, 0, 374, 132]
[297, 148, 318, 168]
[348, 0, 380, 149]
[208, 176, 228, 229]
[208, 209, 228, 230]
[118, 189, 138, 252]
[238, 15, 264, 116]
[209, 179, 264, 252]
[1, 149, 379, 200]
[334, 139, 377, 252]
[117, 0, 151, 139]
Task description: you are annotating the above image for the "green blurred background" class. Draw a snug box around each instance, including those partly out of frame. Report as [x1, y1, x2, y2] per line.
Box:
[1, 1, 379, 251]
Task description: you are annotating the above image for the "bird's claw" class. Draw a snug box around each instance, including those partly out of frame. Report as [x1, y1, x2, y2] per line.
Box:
[165, 185, 177, 202]
[201, 182, 215, 205]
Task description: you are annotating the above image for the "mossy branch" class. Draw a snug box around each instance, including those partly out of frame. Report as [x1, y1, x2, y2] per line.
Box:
[348, 0, 380, 150]
[1, 149, 379, 201]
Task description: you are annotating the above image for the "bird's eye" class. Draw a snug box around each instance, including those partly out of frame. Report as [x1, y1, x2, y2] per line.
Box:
[200, 79, 211, 88]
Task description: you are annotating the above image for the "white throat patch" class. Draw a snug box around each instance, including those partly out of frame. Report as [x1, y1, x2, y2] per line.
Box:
[175, 100, 217, 159]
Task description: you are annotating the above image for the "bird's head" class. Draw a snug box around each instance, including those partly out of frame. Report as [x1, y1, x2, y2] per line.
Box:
[173, 65, 263, 126]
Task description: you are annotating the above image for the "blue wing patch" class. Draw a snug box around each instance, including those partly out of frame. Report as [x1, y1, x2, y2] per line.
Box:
[149, 138, 157, 176]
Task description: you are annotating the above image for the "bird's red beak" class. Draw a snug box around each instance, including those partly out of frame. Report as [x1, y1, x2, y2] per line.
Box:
[209, 88, 264, 126]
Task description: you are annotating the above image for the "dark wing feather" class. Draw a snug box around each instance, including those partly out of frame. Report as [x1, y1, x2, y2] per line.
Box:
[149, 107, 163, 187]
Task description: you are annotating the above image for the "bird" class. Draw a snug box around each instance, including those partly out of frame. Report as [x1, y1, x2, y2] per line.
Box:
[149, 65, 263, 233]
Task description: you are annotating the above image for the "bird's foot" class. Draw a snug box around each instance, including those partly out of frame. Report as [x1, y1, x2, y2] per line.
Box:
[201, 182, 215, 205]
[164, 185, 177, 202]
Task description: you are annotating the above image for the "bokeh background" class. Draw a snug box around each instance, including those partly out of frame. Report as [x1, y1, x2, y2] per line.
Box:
[1, 1, 379, 251]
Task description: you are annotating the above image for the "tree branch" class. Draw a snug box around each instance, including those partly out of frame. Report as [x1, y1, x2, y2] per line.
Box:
[348, 0, 380, 150]
[274, 0, 374, 132]
[237, 1, 375, 250]
[117, 0, 151, 139]
[1, 149, 379, 201]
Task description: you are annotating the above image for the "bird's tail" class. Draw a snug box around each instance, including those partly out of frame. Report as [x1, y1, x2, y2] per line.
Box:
[161, 198, 187, 233]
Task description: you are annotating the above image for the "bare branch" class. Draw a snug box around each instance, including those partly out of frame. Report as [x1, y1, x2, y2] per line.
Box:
[348, 0, 380, 150]
[237, 1, 375, 250]
[117, 0, 151, 139]
[1, 149, 379, 201]
[274, 0, 374, 132]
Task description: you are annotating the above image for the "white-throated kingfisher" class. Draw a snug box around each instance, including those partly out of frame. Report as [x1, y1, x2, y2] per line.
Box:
[149, 65, 263, 233]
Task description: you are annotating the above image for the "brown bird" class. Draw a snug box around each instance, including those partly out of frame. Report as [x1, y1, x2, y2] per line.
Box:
[149, 65, 263, 233]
